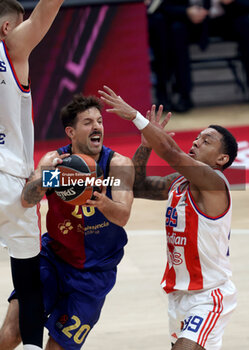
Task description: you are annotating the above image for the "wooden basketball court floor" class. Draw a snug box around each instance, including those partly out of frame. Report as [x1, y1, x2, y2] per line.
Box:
[0, 104, 248, 349]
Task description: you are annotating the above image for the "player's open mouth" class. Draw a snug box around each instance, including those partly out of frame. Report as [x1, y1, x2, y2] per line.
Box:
[188, 149, 196, 157]
[90, 135, 101, 144]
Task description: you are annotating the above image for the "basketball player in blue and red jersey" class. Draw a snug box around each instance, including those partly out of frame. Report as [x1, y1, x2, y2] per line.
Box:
[0, 94, 134, 350]
[98, 86, 238, 350]
[0, 1, 65, 349]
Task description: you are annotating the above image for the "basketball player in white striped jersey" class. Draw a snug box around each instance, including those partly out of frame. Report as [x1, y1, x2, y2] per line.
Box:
[99, 86, 238, 350]
[0, 1, 64, 349]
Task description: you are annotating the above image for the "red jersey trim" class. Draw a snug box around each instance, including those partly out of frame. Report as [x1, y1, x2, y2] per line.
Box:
[187, 186, 231, 220]
[2, 40, 30, 93]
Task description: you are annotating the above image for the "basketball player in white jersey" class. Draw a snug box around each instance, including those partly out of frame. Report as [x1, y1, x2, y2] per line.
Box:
[0, 1, 64, 349]
[98, 86, 238, 350]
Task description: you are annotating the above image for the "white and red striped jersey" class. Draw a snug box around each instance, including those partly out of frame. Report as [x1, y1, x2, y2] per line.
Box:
[0, 40, 34, 178]
[161, 170, 232, 294]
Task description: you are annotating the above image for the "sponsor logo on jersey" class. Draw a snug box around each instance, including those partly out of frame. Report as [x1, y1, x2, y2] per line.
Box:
[167, 232, 186, 266]
[167, 232, 187, 246]
[0, 61, 6, 72]
[58, 220, 73, 235]
[56, 314, 69, 330]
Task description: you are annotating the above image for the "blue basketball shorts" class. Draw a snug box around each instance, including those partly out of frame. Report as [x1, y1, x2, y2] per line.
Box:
[39, 242, 117, 350]
[9, 240, 117, 350]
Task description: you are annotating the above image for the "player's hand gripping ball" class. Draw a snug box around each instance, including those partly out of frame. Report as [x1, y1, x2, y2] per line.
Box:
[55, 154, 103, 205]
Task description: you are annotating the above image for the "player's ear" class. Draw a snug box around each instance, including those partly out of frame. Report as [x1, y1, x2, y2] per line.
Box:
[0, 21, 10, 37]
[217, 153, 229, 168]
[65, 126, 74, 140]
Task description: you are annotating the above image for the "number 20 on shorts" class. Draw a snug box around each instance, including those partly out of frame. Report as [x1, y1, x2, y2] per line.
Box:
[62, 315, 91, 345]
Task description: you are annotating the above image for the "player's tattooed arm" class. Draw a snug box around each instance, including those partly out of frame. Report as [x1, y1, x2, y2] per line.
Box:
[132, 145, 179, 200]
[21, 170, 47, 208]
[21, 151, 70, 208]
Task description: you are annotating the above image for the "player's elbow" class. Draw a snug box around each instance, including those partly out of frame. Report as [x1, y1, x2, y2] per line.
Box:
[118, 210, 131, 227]
[21, 194, 33, 208]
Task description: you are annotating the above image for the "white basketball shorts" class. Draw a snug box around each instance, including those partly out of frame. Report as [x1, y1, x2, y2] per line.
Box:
[0, 171, 41, 258]
[168, 279, 237, 350]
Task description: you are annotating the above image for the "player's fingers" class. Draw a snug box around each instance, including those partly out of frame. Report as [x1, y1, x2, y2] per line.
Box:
[85, 200, 96, 207]
[161, 112, 172, 128]
[146, 110, 151, 120]
[156, 104, 164, 123]
[99, 93, 116, 105]
[103, 85, 118, 97]
[150, 104, 156, 122]
[101, 185, 107, 195]
[106, 108, 121, 115]
[52, 158, 62, 166]
[92, 191, 102, 199]
[85, 190, 103, 206]
[52, 153, 70, 166]
[60, 153, 70, 159]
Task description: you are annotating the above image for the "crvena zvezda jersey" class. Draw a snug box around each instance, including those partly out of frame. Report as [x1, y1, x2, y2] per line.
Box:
[0, 40, 34, 178]
[161, 171, 233, 294]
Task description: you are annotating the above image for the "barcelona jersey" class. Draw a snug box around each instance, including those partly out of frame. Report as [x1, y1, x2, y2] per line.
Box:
[44, 145, 127, 270]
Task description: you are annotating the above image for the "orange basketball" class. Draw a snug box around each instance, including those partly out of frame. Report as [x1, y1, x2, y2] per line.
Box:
[55, 154, 103, 205]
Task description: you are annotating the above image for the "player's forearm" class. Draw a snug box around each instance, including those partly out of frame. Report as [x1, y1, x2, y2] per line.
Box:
[141, 122, 183, 167]
[100, 198, 131, 227]
[31, 0, 64, 19]
[8, 0, 64, 57]
[132, 145, 152, 194]
[21, 170, 46, 208]
[29, 0, 64, 43]
[132, 145, 169, 199]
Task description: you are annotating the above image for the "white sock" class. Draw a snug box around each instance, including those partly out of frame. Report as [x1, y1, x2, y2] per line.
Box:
[23, 345, 42, 350]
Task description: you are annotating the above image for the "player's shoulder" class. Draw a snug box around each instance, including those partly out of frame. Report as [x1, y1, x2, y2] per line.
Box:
[110, 152, 133, 167]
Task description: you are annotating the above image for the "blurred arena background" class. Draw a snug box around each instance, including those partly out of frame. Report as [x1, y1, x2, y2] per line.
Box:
[0, 0, 249, 348]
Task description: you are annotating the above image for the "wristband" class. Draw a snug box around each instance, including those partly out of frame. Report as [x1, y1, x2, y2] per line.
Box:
[132, 111, 149, 130]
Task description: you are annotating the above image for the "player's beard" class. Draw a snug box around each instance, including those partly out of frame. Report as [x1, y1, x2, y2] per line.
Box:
[76, 138, 103, 157]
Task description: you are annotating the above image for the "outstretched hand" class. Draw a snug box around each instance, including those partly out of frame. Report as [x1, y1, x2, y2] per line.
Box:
[99, 85, 174, 147]
[142, 105, 173, 148]
[98, 86, 137, 120]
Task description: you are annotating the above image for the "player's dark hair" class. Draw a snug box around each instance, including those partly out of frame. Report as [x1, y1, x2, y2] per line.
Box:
[0, 0, 24, 18]
[61, 94, 103, 128]
[209, 125, 238, 169]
